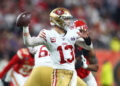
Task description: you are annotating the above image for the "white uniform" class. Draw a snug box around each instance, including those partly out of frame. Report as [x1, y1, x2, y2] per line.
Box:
[83, 72, 97, 86]
[37, 28, 92, 71]
[40, 29, 76, 70]
[23, 27, 92, 86]
[23, 45, 53, 86]
[34, 45, 53, 68]
[11, 71, 29, 86]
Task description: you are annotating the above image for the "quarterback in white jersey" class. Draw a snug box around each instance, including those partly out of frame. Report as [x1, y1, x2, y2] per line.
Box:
[22, 8, 93, 86]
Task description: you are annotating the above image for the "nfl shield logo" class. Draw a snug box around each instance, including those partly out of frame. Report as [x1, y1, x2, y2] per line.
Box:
[62, 38, 65, 40]
[50, 37, 56, 43]
[71, 37, 75, 41]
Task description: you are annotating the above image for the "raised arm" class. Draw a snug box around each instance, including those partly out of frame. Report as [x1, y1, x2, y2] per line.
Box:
[75, 31, 93, 50]
[74, 19, 93, 50]
[0, 55, 20, 79]
[75, 39, 93, 50]
[23, 26, 46, 47]
[87, 49, 99, 72]
[16, 12, 46, 47]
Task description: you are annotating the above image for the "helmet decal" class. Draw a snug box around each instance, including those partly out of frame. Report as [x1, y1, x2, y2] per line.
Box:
[55, 9, 64, 15]
[50, 7, 72, 29]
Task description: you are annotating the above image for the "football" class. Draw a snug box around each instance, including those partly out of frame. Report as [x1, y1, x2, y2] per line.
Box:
[16, 12, 31, 27]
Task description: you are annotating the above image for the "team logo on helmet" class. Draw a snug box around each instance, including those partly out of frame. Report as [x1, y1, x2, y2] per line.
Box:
[50, 7, 72, 29]
[55, 9, 64, 15]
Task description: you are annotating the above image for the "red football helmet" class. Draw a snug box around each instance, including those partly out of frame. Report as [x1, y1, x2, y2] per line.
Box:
[74, 20, 88, 30]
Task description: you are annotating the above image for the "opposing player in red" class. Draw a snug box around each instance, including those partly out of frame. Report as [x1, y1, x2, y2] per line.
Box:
[0, 47, 34, 86]
[74, 20, 98, 86]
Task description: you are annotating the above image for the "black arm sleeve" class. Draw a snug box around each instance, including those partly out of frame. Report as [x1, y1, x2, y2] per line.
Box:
[83, 36, 91, 45]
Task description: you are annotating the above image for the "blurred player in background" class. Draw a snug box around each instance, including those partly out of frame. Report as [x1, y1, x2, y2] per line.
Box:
[74, 20, 98, 86]
[24, 45, 53, 86]
[75, 47, 98, 86]
[19, 7, 93, 86]
[0, 47, 34, 86]
[0, 56, 8, 86]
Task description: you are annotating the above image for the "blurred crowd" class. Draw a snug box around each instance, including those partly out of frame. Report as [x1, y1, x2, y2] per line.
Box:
[0, 0, 120, 60]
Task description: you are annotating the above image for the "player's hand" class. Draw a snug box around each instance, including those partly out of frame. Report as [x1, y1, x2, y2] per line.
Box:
[81, 55, 88, 69]
[77, 28, 89, 38]
[16, 12, 31, 27]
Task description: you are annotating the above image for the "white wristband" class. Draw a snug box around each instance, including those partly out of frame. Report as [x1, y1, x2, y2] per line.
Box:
[81, 55, 88, 69]
[83, 64, 88, 69]
[90, 43, 93, 49]
[23, 26, 29, 33]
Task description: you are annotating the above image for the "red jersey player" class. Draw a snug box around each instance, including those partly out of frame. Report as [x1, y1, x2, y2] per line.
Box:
[0, 48, 34, 86]
[74, 20, 99, 86]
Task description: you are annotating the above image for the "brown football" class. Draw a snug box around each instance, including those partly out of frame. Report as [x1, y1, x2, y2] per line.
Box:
[16, 12, 31, 27]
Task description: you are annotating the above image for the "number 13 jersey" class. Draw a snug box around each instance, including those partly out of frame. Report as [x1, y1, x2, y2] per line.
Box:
[38, 28, 82, 71]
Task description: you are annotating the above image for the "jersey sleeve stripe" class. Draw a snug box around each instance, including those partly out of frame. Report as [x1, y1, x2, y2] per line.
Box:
[11, 71, 19, 86]
[17, 50, 23, 59]
[40, 34, 46, 38]
[39, 35, 47, 42]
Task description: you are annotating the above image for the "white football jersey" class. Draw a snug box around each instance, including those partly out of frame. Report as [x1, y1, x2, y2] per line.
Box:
[38, 28, 81, 70]
[34, 45, 53, 67]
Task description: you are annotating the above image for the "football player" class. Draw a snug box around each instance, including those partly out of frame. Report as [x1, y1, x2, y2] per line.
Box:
[74, 20, 98, 86]
[0, 48, 34, 86]
[24, 45, 53, 86]
[75, 47, 98, 86]
[21, 7, 93, 86]
[24, 45, 86, 86]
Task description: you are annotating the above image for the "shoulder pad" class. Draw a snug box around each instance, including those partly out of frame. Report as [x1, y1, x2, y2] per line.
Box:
[38, 29, 46, 38]
[38, 29, 47, 41]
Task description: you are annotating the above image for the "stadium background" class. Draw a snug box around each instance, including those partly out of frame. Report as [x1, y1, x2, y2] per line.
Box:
[0, 0, 120, 86]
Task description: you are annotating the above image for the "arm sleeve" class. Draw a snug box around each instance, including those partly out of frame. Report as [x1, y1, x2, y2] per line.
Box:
[0, 54, 21, 79]
[75, 38, 93, 50]
[87, 49, 98, 64]
[83, 36, 91, 45]
[23, 27, 46, 47]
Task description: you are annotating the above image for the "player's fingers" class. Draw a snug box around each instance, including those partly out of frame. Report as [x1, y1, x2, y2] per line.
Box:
[77, 32, 81, 36]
